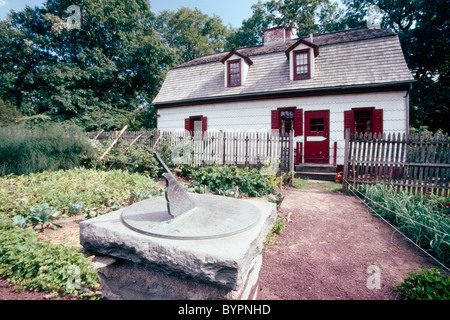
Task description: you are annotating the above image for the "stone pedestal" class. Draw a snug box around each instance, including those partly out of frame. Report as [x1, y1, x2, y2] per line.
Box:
[79, 195, 276, 300]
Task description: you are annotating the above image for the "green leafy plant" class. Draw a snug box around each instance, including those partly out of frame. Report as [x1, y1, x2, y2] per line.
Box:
[266, 213, 287, 246]
[68, 201, 85, 216]
[396, 267, 450, 300]
[189, 166, 277, 198]
[0, 217, 100, 298]
[12, 203, 61, 231]
[27, 203, 61, 230]
[0, 168, 160, 219]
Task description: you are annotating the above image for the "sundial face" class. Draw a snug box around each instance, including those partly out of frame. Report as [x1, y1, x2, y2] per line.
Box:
[120, 152, 260, 240]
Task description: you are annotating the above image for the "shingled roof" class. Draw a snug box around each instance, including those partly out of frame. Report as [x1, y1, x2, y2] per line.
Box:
[153, 27, 414, 107]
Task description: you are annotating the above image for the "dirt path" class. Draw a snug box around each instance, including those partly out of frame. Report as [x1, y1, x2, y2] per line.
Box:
[258, 187, 438, 300]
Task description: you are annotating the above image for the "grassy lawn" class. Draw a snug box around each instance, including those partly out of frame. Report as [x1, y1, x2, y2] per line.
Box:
[291, 177, 343, 193]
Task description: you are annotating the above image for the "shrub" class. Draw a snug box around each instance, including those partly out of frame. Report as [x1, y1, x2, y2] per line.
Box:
[189, 166, 277, 198]
[0, 123, 96, 176]
[0, 99, 21, 124]
[396, 267, 450, 300]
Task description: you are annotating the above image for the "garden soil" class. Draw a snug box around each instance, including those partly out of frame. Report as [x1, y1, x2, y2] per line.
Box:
[0, 186, 442, 300]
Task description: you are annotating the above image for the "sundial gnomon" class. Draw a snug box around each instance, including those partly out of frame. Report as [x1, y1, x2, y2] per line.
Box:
[120, 152, 260, 240]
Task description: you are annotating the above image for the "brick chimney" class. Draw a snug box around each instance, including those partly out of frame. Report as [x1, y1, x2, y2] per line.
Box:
[263, 26, 293, 46]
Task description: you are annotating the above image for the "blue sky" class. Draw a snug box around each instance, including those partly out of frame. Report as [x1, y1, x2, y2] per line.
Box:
[0, 0, 257, 28]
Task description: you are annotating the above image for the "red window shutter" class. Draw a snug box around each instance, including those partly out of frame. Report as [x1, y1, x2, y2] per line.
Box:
[271, 110, 280, 131]
[185, 118, 192, 132]
[294, 108, 303, 136]
[201, 116, 207, 132]
[373, 109, 383, 136]
[344, 110, 354, 138]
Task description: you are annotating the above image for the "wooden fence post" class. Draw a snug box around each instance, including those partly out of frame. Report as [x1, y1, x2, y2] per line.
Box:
[95, 125, 128, 168]
[289, 130, 294, 174]
[343, 128, 350, 193]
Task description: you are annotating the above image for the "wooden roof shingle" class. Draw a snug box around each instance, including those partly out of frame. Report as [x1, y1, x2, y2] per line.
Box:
[153, 27, 414, 106]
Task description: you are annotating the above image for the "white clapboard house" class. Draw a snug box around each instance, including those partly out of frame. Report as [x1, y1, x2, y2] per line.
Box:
[153, 26, 414, 177]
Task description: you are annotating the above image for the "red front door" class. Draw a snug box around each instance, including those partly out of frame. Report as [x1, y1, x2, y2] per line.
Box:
[304, 110, 329, 164]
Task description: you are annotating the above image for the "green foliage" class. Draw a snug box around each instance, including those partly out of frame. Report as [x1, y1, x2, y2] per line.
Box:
[0, 0, 173, 131]
[13, 203, 62, 231]
[155, 6, 231, 64]
[227, 0, 348, 48]
[189, 166, 277, 198]
[0, 168, 160, 219]
[126, 106, 157, 131]
[0, 216, 100, 298]
[266, 213, 287, 246]
[93, 138, 173, 178]
[342, 0, 449, 133]
[0, 98, 21, 124]
[359, 184, 450, 265]
[68, 201, 84, 215]
[396, 267, 450, 300]
[0, 123, 96, 176]
[0, 168, 160, 297]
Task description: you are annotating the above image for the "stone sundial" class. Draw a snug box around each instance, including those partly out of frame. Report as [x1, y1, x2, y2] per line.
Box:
[120, 152, 261, 240]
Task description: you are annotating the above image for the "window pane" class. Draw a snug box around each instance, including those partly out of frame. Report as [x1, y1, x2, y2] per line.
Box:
[228, 61, 240, 86]
[193, 119, 202, 132]
[310, 118, 324, 132]
[280, 110, 294, 134]
[354, 110, 372, 134]
[295, 52, 309, 78]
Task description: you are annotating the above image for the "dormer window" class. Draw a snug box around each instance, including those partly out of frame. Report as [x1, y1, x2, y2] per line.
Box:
[221, 50, 253, 88]
[285, 39, 319, 81]
[293, 49, 310, 80]
[227, 59, 241, 87]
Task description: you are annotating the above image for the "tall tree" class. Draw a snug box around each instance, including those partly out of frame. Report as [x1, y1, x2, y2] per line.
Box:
[155, 7, 231, 64]
[343, 0, 449, 132]
[0, 0, 173, 131]
[226, 1, 272, 49]
[227, 0, 348, 48]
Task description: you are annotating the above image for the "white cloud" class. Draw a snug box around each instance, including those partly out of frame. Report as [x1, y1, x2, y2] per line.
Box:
[0, 0, 7, 7]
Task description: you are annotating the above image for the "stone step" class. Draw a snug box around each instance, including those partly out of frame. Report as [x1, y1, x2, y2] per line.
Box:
[295, 164, 337, 173]
[294, 171, 337, 182]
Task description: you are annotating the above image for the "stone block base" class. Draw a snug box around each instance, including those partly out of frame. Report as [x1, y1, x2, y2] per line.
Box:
[97, 254, 262, 300]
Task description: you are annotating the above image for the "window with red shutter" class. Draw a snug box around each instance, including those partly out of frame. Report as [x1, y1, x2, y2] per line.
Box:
[185, 118, 192, 132]
[186, 116, 207, 134]
[294, 109, 303, 137]
[271, 110, 280, 131]
[280, 109, 294, 134]
[345, 108, 383, 137]
[201, 117, 207, 132]
[344, 110, 354, 138]
[272, 108, 303, 136]
[373, 109, 383, 136]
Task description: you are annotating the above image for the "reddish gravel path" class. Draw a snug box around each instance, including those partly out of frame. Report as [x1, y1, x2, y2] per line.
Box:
[258, 187, 438, 300]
